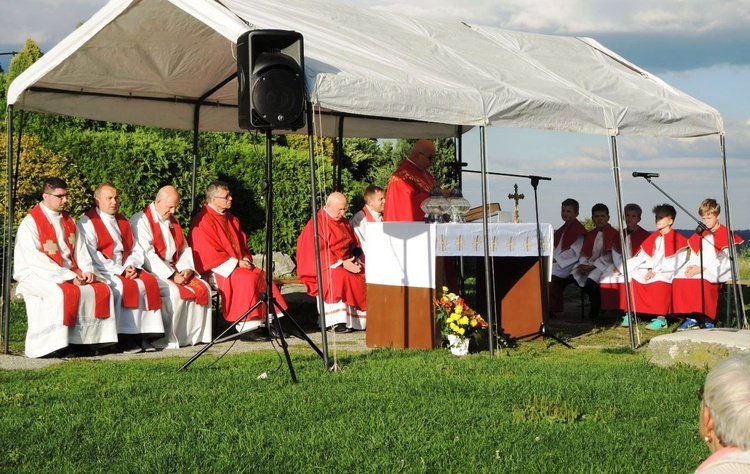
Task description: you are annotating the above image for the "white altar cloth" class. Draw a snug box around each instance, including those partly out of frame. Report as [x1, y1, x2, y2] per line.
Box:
[366, 223, 552, 289]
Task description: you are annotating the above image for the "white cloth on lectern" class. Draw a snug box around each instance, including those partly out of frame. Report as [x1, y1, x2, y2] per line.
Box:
[14, 205, 117, 358]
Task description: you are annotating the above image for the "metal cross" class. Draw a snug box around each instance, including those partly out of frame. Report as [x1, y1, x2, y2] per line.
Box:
[507, 183, 524, 223]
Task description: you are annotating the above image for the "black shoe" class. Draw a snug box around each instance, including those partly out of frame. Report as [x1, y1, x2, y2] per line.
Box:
[332, 323, 354, 334]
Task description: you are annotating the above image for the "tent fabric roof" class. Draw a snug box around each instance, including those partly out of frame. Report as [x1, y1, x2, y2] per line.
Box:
[7, 0, 723, 138]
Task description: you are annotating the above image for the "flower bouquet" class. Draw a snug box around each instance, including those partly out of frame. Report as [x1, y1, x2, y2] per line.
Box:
[434, 286, 488, 355]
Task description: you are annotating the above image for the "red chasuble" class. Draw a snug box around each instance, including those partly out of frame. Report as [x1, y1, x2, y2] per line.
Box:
[29, 204, 111, 327]
[554, 219, 587, 251]
[84, 207, 161, 310]
[296, 208, 367, 310]
[188, 204, 287, 321]
[639, 228, 689, 258]
[383, 159, 438, 222]
[144, 205, 209, 306]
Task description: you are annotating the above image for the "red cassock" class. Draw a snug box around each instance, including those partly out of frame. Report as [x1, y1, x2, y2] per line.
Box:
[671, 224, 743, 320]
[630, 229, 689, 315]
[296, 208, 367, 310]
[382, 159, 438, 222]
[189, 204, 287, 322]
[600, 226, 651, 311]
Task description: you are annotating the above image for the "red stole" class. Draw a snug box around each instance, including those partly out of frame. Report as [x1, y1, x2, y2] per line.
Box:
[29, 204, 111, 327]
[580, 225, 618, 258]
[144, 205, 208, 305]
[362, 206, 378, 223]
[554, 220, 587, 251]
[85, 207, 161, 311]
[640, 228, 689, 258]
[688, 224, 743, 255]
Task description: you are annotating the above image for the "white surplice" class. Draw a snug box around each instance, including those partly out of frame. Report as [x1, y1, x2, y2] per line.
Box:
[78, 209, 165, 336]
[14, 204, 117, 358]
[130, 204, 212, 349]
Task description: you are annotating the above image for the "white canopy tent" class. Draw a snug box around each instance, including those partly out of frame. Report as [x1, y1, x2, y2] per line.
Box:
[4, 0, 742, 357]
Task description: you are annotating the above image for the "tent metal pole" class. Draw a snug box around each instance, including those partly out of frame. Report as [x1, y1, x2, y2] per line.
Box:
[2, 105, 15, 354]
[191, 105, 200, 217]
[719, 134, 746, 328]
[306, 103, 329, 369]
[479, 126, 495, 356]
[609, 136, 636, 349]
[456, 129, 465, 297]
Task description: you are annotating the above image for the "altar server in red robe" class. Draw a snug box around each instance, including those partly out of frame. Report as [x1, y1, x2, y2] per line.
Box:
[297, 192, 367, 332]
[349, 184, 385, 252]
[188, 181, 288, 333]
[13, 177, 117, 358]
[623, 203, 689, 330]
[573, 203, 619, 319]
[548, 198, 587, 317]
[598, 203, 651, 324]
[78, 183, 164, 353]
[383, 139, 449, 222]
[130, 185, 212, 348]
[672, 199, 743, 330]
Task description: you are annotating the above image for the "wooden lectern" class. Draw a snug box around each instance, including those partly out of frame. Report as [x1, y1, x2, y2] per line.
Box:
[364, 223, 552, 349]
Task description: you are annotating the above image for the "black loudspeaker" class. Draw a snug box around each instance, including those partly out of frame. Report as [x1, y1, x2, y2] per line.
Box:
[237, 30, 306, 130]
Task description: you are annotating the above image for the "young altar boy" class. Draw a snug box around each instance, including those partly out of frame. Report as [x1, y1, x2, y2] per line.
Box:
[548, 198, 587, 318]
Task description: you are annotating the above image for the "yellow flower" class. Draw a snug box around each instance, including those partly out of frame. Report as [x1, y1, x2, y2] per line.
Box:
[470, 319, 478, 327]
[442, 286, 449, 293]
[459, 316, 469, 325]
[455, 305, 463, 315]
[456, 327, 465, 335]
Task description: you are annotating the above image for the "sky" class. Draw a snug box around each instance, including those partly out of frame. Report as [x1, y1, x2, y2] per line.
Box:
[1, 0, 749, 229]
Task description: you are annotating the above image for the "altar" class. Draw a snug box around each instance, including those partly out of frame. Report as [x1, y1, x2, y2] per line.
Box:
[365, 222, 553, 349]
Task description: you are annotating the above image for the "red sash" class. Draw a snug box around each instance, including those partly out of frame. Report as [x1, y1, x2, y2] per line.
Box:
[687, 224, 744, 255]
[30, 204, 111, 326]
[144, 205, 208, 306]
[554, 220, 587, 251]
[640, 228, 689, 258]
[85, 208, 161, 310]
[580, 225, 618, 258]
[362, 206, 377, 223]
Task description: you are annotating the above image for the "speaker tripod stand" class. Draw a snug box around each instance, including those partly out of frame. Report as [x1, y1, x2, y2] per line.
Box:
[179, 130, 323, 381]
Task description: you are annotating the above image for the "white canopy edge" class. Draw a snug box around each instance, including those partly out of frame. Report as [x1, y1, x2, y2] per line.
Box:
[7, 0, 723, 138]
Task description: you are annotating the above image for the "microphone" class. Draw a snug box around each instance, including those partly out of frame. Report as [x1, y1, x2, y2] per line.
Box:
[632, 172, 659, 178]
[445, 161, 468, 169]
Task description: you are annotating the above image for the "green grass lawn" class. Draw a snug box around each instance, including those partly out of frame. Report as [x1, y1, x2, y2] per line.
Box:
[1, 342, 709, 473]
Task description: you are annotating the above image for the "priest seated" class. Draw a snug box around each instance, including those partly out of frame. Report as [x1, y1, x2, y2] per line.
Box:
[296, 192, 367, 333]
[188, 180, 288, 333]
[13, 177, 118, 358]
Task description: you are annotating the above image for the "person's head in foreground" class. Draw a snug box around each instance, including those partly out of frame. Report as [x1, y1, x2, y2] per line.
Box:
[696, 353, 750, 472]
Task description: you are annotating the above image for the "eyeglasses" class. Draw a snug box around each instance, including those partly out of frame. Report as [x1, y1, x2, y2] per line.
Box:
[214, 194, 232, 200]
[418, 151, 437, 161]
[46, 193, 69, 200]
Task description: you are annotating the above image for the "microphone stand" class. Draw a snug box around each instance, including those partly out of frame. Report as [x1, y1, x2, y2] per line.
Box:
[634, 175, 714, 328]
[464, 170, 572, 349]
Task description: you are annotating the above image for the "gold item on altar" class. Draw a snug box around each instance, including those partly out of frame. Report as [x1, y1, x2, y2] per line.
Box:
[507, 183, 524, 223]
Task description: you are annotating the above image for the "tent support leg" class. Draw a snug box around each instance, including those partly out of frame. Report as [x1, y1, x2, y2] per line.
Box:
[2, 105, 14, 354]
[609, 136, 636, 350]
[719, 134, 747, 328]
[478, 126, 495, 356]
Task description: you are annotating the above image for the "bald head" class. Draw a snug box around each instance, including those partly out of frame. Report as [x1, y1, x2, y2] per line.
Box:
[325, 192, 348, 221]
[409, 139, 437, 171]
[154, 185, 180, 219]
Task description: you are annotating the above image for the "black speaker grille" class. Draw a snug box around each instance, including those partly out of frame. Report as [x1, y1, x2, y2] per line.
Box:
[251, 68, 304, 128]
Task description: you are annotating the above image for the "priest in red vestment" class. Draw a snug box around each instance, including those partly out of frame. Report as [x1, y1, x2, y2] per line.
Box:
[14, 177, 117, 358]
[297, 192, 367, 332]
[188, 181, 287, 333]
[382, 139, 449, 222]
[78, 183, 164, 353]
